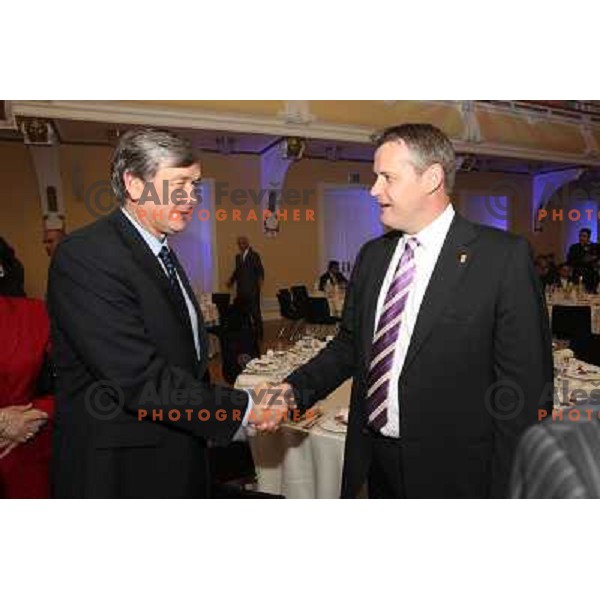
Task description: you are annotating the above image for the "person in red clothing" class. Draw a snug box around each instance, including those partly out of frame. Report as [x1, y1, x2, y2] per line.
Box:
[0, 237, 52, 498]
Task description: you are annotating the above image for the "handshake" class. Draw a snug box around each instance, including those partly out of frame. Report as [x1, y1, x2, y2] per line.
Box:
[246, 381, 297, 433]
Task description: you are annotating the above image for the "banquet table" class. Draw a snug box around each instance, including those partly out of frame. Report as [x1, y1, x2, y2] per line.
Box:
[235, 337, 351, 498]
[235, 342, 600, 499]
[553, 349, 600, 409]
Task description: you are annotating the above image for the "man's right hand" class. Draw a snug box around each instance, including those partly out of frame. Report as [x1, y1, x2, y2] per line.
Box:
[248, 382, 296, 433]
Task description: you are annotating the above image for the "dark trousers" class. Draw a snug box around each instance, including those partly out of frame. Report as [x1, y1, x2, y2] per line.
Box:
[367, 433, 406, 499]
[238, 293, 263, 341]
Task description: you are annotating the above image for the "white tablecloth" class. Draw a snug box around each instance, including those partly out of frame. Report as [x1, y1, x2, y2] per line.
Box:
[245, 380, 351, 498]
[234, 339, 351, 498]
[554, 354, 600, 405]
[236, 347, 600, 498]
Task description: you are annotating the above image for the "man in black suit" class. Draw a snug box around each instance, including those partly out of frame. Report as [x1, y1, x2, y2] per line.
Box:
[567, 227, 599, 292]
[265, 123, 553, 498]
[48, 129, 278, 498]
[318, 260, 348, 291]
[227, 236, 264, 340]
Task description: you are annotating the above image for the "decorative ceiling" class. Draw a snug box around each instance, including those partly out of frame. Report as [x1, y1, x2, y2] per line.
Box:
[3, 100, 600, 173]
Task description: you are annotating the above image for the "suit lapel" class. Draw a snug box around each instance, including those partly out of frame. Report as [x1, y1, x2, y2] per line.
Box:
[108, 210, 198, 356]
[400, 214, 479, 376]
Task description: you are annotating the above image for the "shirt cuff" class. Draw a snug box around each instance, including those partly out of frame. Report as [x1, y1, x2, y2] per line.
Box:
[232, 390, 254, 441]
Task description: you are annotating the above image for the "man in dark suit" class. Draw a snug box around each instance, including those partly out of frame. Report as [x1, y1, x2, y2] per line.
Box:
[227, 236, 264, 340]
[48, 129, 277, 498]
[567, 227, 599, 292]
[265, 123, 553, 498]
[318, 260, 348, 291]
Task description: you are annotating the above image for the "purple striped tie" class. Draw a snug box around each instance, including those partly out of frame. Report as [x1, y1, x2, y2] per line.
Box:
[366, 237, 418, 431]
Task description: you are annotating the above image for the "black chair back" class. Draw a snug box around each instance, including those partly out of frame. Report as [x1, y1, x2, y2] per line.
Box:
[277, 290, 300, 320]
[552, 305, 592, 340]
[212, 293, 231, 322]
[217, 302, 259, 384]
[570, 334, 600, 367]
[220, 327, 260, 385]
[291, 285, 310, 317]
[306, 297, 335, 324]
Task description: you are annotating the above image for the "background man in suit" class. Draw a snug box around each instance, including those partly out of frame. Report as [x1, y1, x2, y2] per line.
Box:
[318, 260, 348, 291]
[48, 129, 279, 498]
[227, 236, 264, 340]
[265, 123, 553, 498]
[43, 226, 65, 258]
[567, 227, 599, 292]
[555, 263, 577, 289]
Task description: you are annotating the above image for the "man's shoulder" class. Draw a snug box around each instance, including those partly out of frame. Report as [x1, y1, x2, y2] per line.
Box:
[460, 218, 529, 256]
[53, 211, 125, 264]
[359, 229, 399, 256]
[64, 211, 119, 242]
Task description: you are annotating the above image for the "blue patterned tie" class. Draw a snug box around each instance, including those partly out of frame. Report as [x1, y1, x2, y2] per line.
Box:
[158, 246, 179, 290]
[366, 237, 418, 431]
[158, 246, 191, 327]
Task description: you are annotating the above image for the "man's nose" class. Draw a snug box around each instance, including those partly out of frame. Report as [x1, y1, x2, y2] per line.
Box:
[370, 178, 381, 197]
[186, 182, 199, 204]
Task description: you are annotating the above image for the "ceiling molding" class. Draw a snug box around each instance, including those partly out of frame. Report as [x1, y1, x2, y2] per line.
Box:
[453, 140, 600, 167]
[11, 100, 375, 143]
[474, 100, 600, 126]
[11, 100, 600, 168]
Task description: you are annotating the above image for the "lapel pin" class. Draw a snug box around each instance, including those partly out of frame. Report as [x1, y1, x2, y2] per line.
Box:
[458, 251, 468, 264]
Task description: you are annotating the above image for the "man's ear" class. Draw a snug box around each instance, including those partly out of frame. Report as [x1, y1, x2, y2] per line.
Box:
[123, 171, 144, 202]
[424, 163, 444, 195]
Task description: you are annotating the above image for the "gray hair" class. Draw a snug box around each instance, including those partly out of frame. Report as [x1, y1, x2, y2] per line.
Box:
[373, 123, 457, 194]
[110, 128, 197, 204]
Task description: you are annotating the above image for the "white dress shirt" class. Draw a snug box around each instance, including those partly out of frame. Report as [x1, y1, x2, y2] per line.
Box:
[121, 208, 201, 360]
[374, 203, 455, 438]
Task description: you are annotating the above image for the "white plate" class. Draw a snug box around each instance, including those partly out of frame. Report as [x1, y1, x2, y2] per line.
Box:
[319, 418, 347, 434]
[566, 372, 600, 382]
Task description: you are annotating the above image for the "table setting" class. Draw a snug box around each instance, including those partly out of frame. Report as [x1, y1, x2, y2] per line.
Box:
[235, 335, 351, 498]
[553, 348, 600, 408]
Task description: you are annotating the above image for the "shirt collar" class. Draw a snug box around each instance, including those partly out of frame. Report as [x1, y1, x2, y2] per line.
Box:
[408, 203, 455, 251]
[121, 207, 168, 257]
